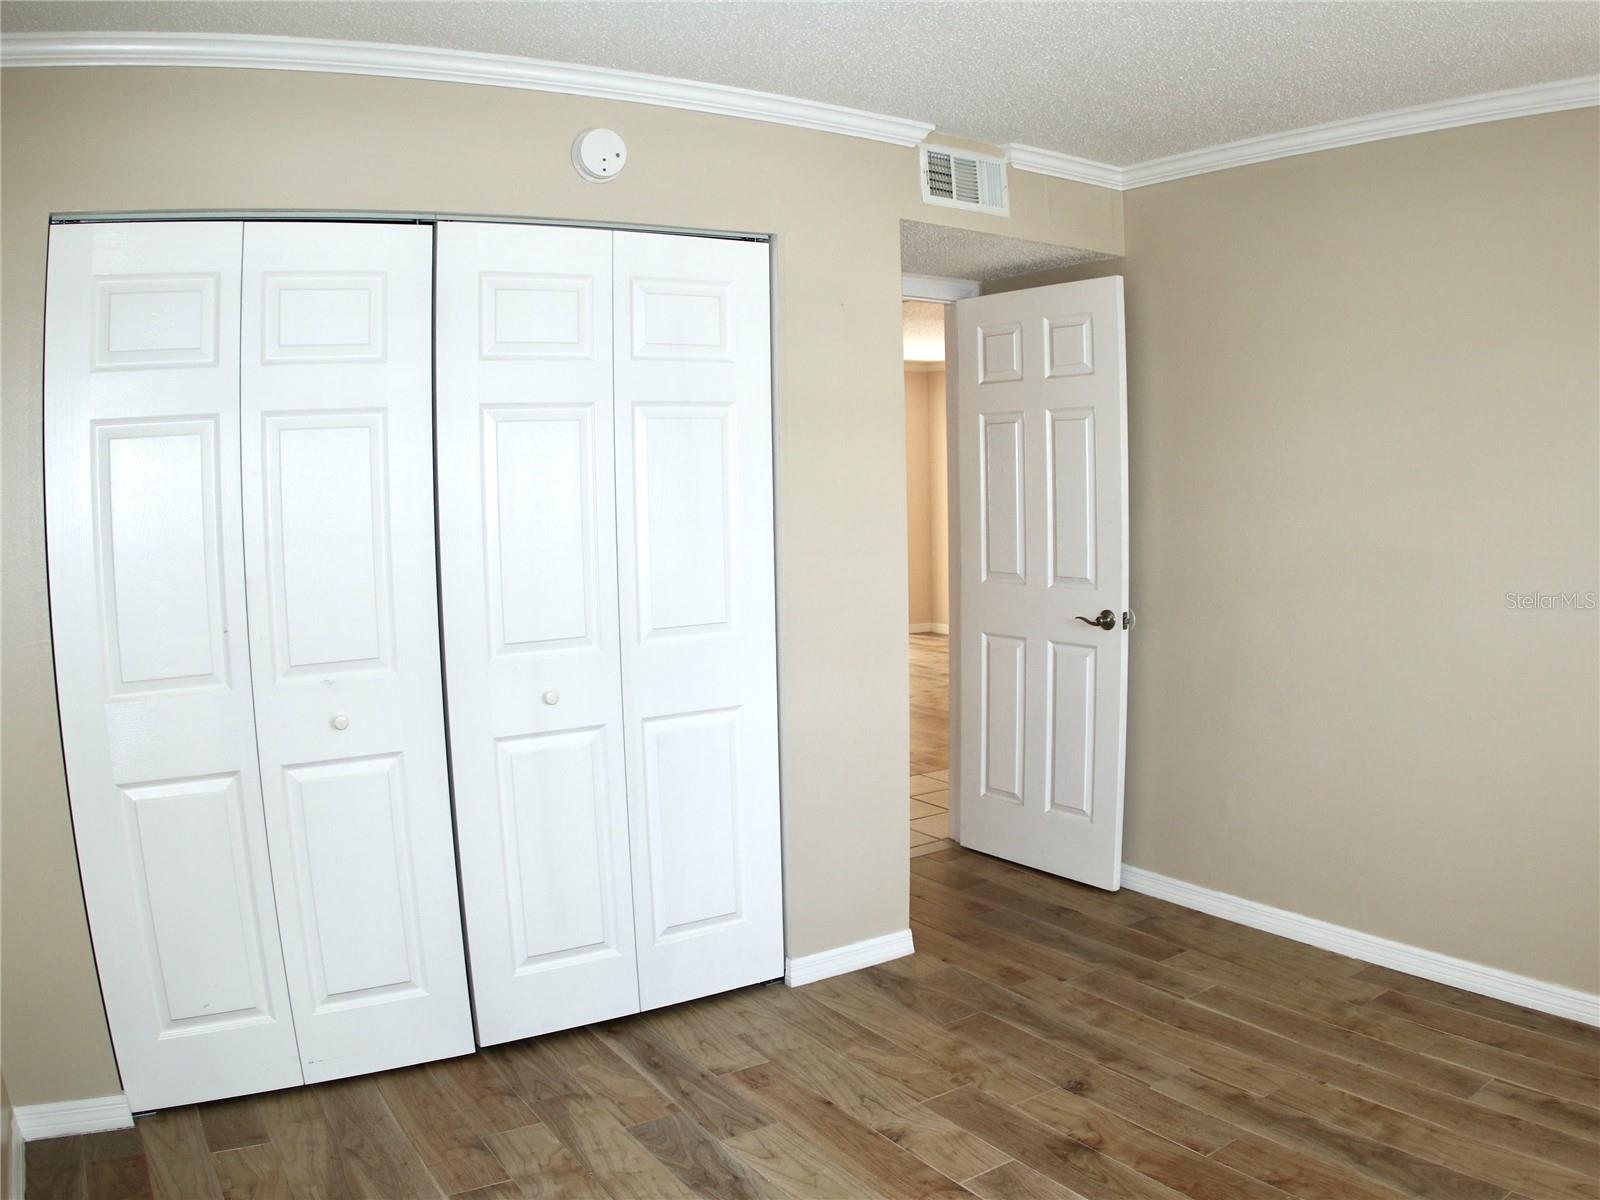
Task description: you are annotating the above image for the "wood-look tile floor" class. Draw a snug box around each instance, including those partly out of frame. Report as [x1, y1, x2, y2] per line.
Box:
[909, 632, 955, 859]
[29, 845, 1600, 1199]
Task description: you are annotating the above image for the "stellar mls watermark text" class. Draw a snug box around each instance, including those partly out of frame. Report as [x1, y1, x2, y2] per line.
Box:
[1505, 590, 1598, 610]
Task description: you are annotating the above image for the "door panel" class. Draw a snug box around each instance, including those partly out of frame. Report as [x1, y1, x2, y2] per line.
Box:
[264, 413, 392, 674]
[980, 413, 1026, 583]
[1046, 640, 1096, 817]
[487, 408, 593, 648]
[981, 633, 1026, 804]
[1048, 410, 1097, 586]
[613, 232, 782, 1009]
[636, 407, 733, 633]
[955, 278, 1129, 890]
[98, 420, 226, 689]
[283, 754, 420, 1003]
[642, 707, 742, 937]
[497, 728, 614, 966]
[45, 221, 305, 1110]
[241, 223, 473, 1081]
[125, 773, 277, 1028]
[436, 223, 640, 1044]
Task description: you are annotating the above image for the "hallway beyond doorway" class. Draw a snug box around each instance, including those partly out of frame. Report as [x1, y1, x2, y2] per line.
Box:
[909, 632, 952, 856]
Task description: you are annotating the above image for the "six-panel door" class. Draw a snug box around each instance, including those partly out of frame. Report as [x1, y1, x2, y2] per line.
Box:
[436, 223, 643, 1044]
[45, 222, 306, 1110]
[238, 223, 475, 1081]
[954, 277, 1130, 891]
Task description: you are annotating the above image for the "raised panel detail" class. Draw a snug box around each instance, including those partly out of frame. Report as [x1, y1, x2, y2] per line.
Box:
[980, 634, 1025, 805]
[124, 773, 275, 1031]
[980, 413, 1025, 584]
[263, 273, 385, 363]
[635, 408, 732, 636]
[93, 275, 219, 370]
[496, 729, 619, 972]
[1047, 642, 1095, 818]
[480, 273, 592, 359]
[284, 755, 423, 1009]
[631, 279, 733, 361]
[642, 709, 742, 939]
[484, 407, 594, 652]
[1048, 409, 1096, 587]
[265, 413, 392, 677]
[977, 322, 1022, 384]
[1045, 314, 1094, 378]
[96, 419, 228, 695]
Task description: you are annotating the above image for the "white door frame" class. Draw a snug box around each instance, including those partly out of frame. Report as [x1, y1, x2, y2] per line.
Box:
[901, 274, 980, 304]
[943, 302, 965, 843]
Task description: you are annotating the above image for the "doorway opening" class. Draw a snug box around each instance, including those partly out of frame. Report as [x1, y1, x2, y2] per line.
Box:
[899, 217, 1130, 890]
[903, 297, 954, 856]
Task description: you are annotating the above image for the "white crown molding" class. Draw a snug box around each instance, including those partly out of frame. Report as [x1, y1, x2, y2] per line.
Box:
[1118, 75, 1600, 189]
[785, 929, 913, 987]
[1122, 865, 1600, 1027]
[1, 36, 1595, 198]
[12, 1094, 134, 1142]
[1002, 143, 1126, 190]
[0, 31, 936, 147]
[901, 274, 979, 303]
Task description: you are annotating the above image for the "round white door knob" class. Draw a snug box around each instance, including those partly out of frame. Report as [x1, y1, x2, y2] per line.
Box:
[542, 689, 561, 706]
[330, 714, 350, 731]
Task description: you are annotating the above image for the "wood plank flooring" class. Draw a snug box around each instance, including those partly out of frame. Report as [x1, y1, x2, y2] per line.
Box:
[29, 845, 1599, 1199]
[909, 632, 955, 859]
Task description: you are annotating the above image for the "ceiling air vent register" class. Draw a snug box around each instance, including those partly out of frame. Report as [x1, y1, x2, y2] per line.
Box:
[920, 145, 1010, 216]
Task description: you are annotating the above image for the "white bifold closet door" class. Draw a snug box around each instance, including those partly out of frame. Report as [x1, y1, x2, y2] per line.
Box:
[45, 221, 304, 1111]
[239, 223, 474, 1080]
[612, 231, 782, 1009]
[438, 224, 782, 1044]
[46, 220, 473, 1110]
[436, 223, 640, 1044]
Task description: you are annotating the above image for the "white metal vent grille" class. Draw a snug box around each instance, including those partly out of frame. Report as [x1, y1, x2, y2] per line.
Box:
[921, 145, 1009, 216]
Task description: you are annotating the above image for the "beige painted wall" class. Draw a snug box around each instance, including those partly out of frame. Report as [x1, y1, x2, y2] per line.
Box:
[905, 365, 950, 629]
[993, 109, 1600, 992]
[0, 65, 1120, 1105]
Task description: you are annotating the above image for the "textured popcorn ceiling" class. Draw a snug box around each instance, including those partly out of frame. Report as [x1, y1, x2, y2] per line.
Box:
[4, 2, 1596, 165]
[901, 221, 1111, 283]
[902, 301, 946, 363]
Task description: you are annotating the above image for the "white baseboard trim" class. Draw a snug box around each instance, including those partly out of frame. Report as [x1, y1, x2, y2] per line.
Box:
[786, 929, 914, 987]
[909, 623, 949, 635]
[8, 1111, 25, 1199]
[12, 1094, 134, 1142]
[1121, 865, 1600, 1028]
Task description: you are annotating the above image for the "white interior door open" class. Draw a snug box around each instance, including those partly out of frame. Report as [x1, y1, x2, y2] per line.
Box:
[612, 232, 783, 1008]
[954, 277, 1129, 889]
[437, 222, 643, 1044]
[45, 221, 305, 1111]
[240, 222, 474, 1080]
